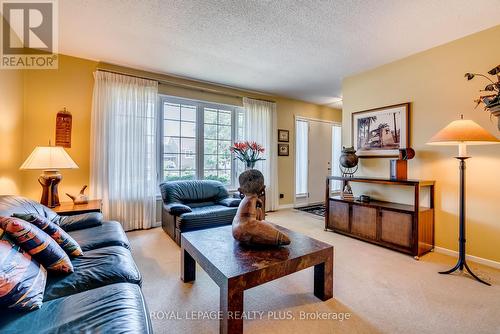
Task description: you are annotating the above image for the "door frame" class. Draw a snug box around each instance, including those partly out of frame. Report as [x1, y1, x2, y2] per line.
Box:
[294, 116, 342, 208]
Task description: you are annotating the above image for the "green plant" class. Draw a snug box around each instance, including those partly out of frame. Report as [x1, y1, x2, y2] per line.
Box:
[465, 65, 500, 110]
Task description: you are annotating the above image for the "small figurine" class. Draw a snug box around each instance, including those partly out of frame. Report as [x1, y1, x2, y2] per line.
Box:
[232, 169, 290, 247]
[66, 185, 89, 204]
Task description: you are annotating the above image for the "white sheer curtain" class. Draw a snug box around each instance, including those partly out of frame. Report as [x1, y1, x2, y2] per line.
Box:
[295, 120, 308, 196]
[90, 71, 158, 231]
[242, 97, 278, 211]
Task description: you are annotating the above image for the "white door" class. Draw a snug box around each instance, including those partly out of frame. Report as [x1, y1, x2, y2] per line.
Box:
[307, 120, 333, 204]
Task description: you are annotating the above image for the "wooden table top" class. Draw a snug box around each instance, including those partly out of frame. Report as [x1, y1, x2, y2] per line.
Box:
[52, 199, 102, 214]
[181, 224, 333, 280]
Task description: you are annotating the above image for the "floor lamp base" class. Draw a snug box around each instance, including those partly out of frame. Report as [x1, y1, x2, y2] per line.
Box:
[439, 259, 491, 286]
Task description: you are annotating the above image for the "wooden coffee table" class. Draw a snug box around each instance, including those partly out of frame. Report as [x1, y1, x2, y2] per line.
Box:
[181, 224, 333, 334]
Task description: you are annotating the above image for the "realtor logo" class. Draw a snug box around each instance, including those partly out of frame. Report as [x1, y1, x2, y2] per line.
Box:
[1, 0, 58, 69]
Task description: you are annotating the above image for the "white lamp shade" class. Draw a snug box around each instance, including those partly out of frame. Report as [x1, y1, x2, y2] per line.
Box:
[20, 146, 79, 170]
[427, 119, 499, 146]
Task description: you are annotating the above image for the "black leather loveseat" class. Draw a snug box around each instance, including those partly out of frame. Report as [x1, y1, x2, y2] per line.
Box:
[0, 195, 152, 334]
[160, 180, 241, 245]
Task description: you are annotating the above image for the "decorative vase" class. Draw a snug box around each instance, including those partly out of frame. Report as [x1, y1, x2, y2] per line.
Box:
[245, 161, 256, 170]
[339, 146, 358, 168]
[489, 105, 500, 131]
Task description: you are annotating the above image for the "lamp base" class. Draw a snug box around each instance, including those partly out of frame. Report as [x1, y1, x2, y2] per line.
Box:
[439, 257, 490, 286]
[38, 170, 62, 208]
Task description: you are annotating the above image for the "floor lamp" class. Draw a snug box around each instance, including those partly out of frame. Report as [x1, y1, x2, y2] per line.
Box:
[428, 116, 499, 285]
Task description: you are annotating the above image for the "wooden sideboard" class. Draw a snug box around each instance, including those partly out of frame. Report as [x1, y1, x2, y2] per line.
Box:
[325, 176, 435, 259]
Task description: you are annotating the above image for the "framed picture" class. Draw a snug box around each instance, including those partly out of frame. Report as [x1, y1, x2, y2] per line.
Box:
[278, 143, 289, 156]
[352, 103, 410, 157]
[278, 129, 289, 142]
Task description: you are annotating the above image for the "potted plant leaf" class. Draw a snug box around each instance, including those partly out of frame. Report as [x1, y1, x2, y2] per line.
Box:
[465, 64, 500, 130]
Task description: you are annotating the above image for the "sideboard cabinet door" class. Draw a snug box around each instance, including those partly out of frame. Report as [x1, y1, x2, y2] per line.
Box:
[380, 210, 413, 248]
[329, 201, 349, 232]
[351, 205, 377, 239]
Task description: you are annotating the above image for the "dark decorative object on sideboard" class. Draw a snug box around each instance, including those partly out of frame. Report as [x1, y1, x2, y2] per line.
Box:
[465, 65, 500, 130]
[390, 148, 415, 180]
[339, 146, 358, 200]
[325, 176, 435, 259]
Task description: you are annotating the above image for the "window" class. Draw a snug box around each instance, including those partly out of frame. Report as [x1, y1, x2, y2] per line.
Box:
[295, 120, 308, 196]
[159, 96, 243, 188]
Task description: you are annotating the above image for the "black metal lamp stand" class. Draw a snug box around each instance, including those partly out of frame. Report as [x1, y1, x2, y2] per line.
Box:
[438, 157, 490, 286]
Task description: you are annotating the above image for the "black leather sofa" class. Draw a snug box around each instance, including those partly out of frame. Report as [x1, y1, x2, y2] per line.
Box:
[160, 180, 241, 245]
[0, 195, 152, 334]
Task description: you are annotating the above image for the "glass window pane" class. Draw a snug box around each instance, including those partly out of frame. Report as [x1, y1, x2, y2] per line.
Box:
[164, 137, 179, 154]
[204, 155, 217, 169]
[217, 154, 231, 170]
[164, 120, 180, 137]
[181, 137, 196, 154]
[181, 121, 196, 138]
[181, 105, 196, 122]
[204, 124, 217, 139]
[181, 154, 196, 170]
[164, 103, 180, 120]
[164, 154, 179, 170]
[204, 170, 218, 180]
[164, 170, 180, 181]
[204, 139, 217, 154]
[217, 140, 231, 154]
[180, 171, 196, 180]
[217, 170, 231, 185]
[218, 125, 231, 140]
[204, 109, 217, 123]
[218, 111, 231, 125]
[295, 120, 308, 195]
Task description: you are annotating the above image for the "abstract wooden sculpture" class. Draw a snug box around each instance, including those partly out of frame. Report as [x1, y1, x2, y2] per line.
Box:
[232, 169, 290, 246]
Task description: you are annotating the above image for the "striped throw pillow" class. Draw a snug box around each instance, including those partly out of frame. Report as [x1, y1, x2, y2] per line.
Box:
[0, 228, 47, 311]
[13, 213, 83, 257]
[0, 217, 73, 274]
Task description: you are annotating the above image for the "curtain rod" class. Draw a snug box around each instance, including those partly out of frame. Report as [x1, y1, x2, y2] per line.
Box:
[95, 68, 276, 104]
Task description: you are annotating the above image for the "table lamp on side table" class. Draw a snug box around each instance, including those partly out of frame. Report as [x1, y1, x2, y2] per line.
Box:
[20, 144, 79, 208]
[427, 115, 499, 285]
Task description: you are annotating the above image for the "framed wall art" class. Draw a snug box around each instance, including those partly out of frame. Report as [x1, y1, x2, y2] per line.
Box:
[278, 129, 289, 142]
[278, 143, 289, 156]
[352, 103, 410, 157]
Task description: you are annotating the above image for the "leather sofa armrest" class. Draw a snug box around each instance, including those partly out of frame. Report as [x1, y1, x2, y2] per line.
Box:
[58, 212, 103, 231]
[218, 197, 241, 207]
[164, 203, 192, 215]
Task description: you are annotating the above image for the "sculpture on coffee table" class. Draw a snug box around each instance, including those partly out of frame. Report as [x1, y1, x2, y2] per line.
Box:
[232, 169, 291, 246]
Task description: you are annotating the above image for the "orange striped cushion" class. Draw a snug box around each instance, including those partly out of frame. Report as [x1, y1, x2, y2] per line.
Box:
[13, 213, 83, 257]
[0, 229, 47, 311]
[0, 217, 73, 274]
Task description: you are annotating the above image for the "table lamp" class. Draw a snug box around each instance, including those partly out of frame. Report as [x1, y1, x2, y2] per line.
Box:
[20, 144, 78, 208]
[427, 115, 499, 285]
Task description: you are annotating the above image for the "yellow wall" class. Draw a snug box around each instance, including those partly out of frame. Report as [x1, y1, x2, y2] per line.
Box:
[3, 55, 340, 206]
[342, 25, 500, 262]
[0, 70, 24, 195]
[21, 55, 98, 200]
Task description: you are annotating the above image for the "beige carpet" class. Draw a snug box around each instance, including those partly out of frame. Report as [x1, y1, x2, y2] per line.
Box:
[127, 209, 500, 334]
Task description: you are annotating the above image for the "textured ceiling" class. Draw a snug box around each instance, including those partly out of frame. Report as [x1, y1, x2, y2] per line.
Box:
[59, 0, 500, 105]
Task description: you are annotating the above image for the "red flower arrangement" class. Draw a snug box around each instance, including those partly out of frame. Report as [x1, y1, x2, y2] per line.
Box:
[229, 141, 265, 169]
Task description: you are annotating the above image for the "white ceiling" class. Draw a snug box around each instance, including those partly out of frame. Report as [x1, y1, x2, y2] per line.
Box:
[59, 0, 500, 106]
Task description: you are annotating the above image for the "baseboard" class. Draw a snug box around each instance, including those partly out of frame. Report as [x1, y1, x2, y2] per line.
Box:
[278, 204, 295, 210]
[434, 246, 500, 269]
